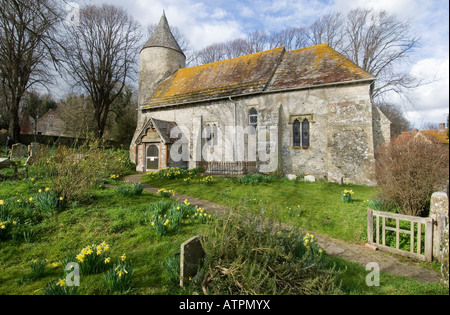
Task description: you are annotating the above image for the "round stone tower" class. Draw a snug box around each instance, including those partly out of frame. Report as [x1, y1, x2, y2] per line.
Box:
[131, 12, 186, 165]
[138, 12, 186, 106]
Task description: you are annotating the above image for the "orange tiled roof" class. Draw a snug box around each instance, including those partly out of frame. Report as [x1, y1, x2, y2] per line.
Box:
[420, 129, 449, 144]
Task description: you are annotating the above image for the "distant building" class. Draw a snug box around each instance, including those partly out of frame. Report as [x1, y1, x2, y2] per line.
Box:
[397, 123, 449, 144]
[20, 109, 66, 136]
[36, 109, 66, 136]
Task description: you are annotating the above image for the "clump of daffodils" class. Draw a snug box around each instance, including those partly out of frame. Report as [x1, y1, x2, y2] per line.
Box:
[200, 176, 214, 186]
[76, 241, 111, 275]
[341, 189, 354, 203]
[103, 253, 133, 294]
[157, 188, 175, 198]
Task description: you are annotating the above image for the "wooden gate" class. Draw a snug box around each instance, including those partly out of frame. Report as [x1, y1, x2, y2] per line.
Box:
[367, 208, 434, 262]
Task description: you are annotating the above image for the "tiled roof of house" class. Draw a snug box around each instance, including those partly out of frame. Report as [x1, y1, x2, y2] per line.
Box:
[142, 43, 374, 109]
[396, 128, 449, 144]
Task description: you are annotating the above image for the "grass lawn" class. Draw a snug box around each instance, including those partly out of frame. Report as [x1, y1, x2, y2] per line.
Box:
[0, 178, 211, 295]
[141, 174, 380, 244]
[0, 169, 447, 295]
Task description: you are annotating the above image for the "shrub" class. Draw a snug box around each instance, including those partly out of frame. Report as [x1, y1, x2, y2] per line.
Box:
[115, 182, 144, 197]
[43, 138, 110, 203]
[238, 173, 277, 185]
[198, 211, 342, 295]
[375, 135, 449, 216]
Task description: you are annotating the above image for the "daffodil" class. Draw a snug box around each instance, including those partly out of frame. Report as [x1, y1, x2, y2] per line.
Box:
[105, 257, 111, 264]
[121, 254, 126, 261]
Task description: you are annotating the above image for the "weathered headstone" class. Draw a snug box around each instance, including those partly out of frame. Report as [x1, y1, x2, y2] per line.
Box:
[10, 143, 27, 159]
[286, 174, 297, 181]
[304, 175, 316, 182]
[26, 142, 50, 165]
[180, 235, 205, 287]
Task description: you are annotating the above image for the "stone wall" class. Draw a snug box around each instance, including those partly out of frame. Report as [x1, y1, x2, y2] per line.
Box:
[133, 81, 381, 185]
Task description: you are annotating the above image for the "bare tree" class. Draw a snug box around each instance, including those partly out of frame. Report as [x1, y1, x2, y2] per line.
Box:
[308, 12, 344, 50]
[62, 4, 142, 138]
[269, 27, 309, 50]
[341, 9, 421, 101]
[376, 102, 411, 139]
[0, 0, 62, 143]
[58, 93, 96, 138]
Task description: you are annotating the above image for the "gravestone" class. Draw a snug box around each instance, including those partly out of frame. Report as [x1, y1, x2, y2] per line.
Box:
[180, 235, 205, 287]
[286, 174, 297, 181]
[10, 143, 27, 159]
[304, 175, 316, 182]
[26, 143, 50, 165]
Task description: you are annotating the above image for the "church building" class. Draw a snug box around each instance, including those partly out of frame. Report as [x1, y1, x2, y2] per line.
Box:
[131, 13, 391, 185]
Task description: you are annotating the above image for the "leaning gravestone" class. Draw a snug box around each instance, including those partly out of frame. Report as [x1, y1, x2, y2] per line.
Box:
[26, 143, 50, 165]
[10, 143, 28, 159]
[180, 235, 206, 287]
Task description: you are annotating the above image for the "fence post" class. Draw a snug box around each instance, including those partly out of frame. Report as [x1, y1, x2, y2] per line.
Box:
[430, 192, 449, 261]
[367, 208, 374, 244]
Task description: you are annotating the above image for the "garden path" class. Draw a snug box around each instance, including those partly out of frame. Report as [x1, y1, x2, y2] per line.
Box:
[122, 173, 442, 283]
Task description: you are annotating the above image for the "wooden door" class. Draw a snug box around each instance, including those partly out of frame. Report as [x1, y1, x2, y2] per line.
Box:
[146, 144, 159, 171]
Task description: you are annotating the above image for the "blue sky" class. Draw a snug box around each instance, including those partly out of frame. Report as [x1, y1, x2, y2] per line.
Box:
[80, 0, 449, 128]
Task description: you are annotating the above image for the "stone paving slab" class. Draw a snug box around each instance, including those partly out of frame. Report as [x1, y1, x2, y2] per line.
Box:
[122, 173, 442, 283]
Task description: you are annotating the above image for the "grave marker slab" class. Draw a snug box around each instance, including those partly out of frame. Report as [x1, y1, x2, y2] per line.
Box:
[180, 235, 205, 287]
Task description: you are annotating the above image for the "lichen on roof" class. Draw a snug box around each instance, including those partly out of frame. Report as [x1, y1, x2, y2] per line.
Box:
[267, 43, 374, 91]
[142, 43, 375, 109]
[146, 47, 285, 107]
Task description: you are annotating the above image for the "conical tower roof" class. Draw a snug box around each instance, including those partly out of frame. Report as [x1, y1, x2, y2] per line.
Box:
[142, 12, 184, 55]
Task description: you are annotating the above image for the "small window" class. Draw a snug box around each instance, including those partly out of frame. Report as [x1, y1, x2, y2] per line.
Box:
[48, 115, 54, 119]
[249, 108, 258, 125]
[301, 119, 310, 148]
[293, 119, 301, 147]
[249, 108, 258, 135]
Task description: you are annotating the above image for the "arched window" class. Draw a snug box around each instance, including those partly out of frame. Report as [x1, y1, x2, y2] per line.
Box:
[249, 107, 258, 127]
[301, 118, 310, 148]
[293, 119, 301, 147]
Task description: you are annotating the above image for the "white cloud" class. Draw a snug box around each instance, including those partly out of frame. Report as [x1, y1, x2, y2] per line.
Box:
[189, 21, 245, 48]
[405, 58, 449, 127]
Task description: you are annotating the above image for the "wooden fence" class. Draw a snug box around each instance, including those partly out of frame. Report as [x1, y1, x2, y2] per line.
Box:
[367, 208, 434, 262]
[197, 161, 257, 176]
